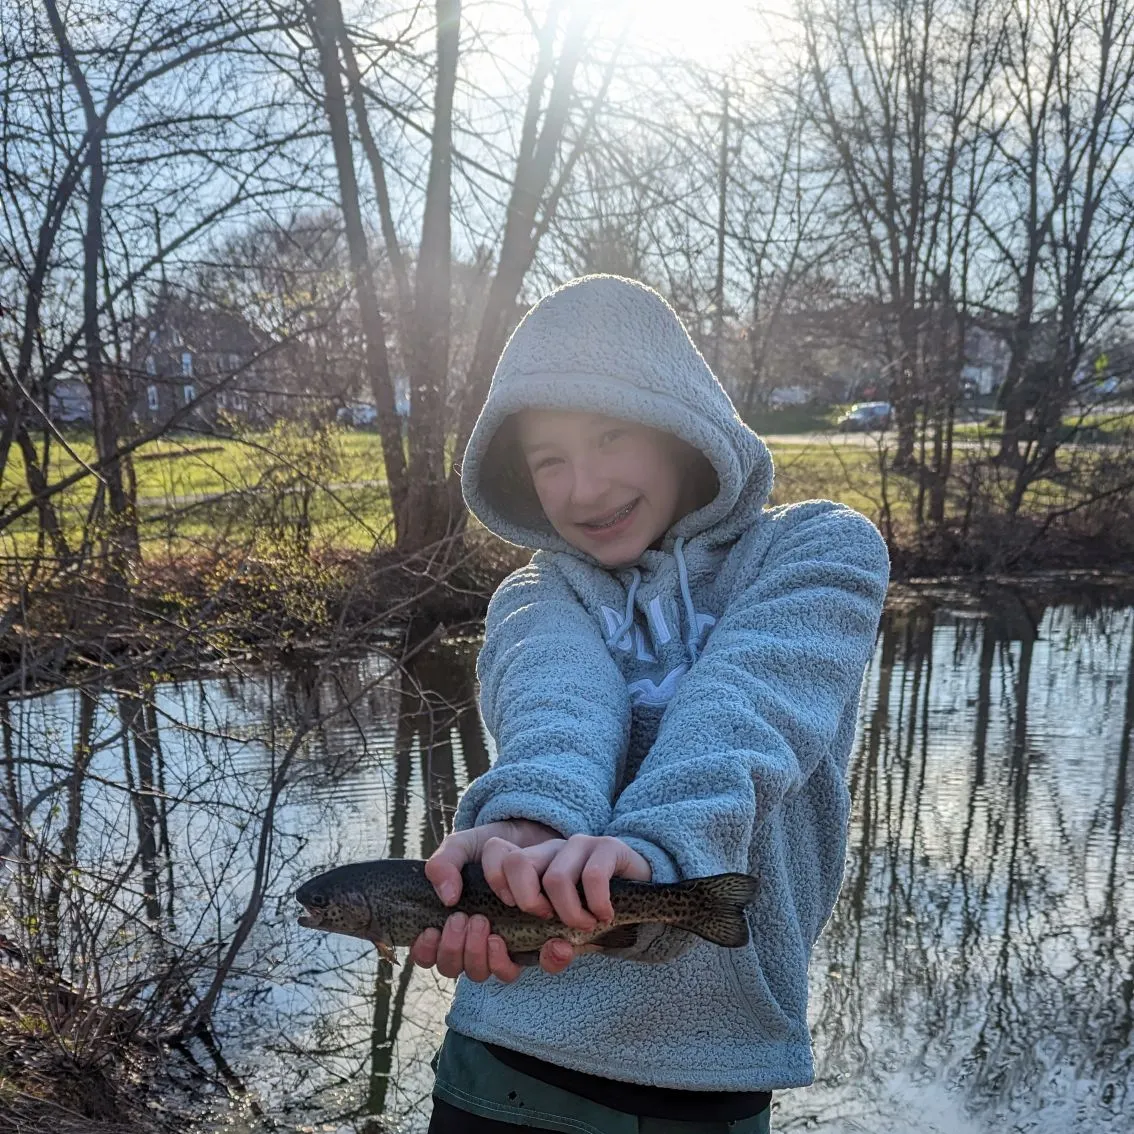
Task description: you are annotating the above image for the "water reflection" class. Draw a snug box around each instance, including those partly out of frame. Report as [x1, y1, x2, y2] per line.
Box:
[204, 641, 488, 1131]
[1, 596, 1131, 1133]
[783, 596, 1133, 1132]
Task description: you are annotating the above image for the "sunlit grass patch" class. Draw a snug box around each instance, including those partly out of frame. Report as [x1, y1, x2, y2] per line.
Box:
[766, 439, 902, 523]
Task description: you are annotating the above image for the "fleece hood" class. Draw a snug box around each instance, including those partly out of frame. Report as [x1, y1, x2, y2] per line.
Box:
[460, 275, 773, 557]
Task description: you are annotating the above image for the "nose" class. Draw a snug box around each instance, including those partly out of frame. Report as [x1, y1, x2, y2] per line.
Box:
[568, 460, 611, 511]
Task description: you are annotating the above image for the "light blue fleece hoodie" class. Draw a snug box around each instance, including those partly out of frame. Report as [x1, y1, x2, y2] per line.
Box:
[447, 275, 889, 1091]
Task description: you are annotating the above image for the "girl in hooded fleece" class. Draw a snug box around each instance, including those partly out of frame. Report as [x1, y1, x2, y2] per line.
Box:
[409, 275, 890, 1133]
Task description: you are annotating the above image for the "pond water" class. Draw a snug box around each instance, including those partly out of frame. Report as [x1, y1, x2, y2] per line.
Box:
[1, 587, 1131, 1133]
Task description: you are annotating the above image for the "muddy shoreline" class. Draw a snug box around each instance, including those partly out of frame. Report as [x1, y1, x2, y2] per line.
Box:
[1, 534, 1132, 693]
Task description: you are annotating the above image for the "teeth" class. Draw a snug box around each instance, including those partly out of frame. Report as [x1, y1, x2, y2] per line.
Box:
[587, 501, 636, 528]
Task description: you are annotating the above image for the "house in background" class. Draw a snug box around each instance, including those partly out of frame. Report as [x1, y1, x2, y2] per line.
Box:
[131, 293, 272, 429]
[337, 375, 411, 427]
[962, 325, 1013, 396]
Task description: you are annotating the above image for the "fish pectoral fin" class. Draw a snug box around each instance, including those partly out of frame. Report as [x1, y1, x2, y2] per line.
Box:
[373, 940, 398, 965]
[507, 949, 543, 966]
[591, 925, 639, 951]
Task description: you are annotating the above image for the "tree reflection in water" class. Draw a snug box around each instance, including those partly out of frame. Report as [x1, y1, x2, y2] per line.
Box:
[1, 597, 1129, 1132]
[265, 596, 1132, 1134]
[780, 594, 1132, 1132]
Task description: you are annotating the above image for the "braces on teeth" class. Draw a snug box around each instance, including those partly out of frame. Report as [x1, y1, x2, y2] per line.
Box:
[587, 501, 636, 528]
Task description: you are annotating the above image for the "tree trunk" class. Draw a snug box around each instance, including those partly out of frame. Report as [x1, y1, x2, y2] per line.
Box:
[310, 0, 409, 541]
[446, 7, 591, 528]
[997, 293, 1038, 467]
[401, 0, 461, 553]
[892, 307, 920, 468]
[44, 0, 139, 594]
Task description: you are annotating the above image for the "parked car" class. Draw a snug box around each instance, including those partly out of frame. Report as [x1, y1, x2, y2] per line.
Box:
[837, 401, 893, 432]
[337, 402, 379, 427]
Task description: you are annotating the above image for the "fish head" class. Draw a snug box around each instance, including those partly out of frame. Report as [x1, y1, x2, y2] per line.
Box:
[295, 866, 384, 942]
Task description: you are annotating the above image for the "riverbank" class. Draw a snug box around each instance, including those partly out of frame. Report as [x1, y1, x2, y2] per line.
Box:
[2, 520, 1133, 691]
[0, 962, 181, 1134]
[0, 532, 528, 691]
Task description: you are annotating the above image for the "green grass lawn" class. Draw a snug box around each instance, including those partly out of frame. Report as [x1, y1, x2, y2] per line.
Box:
[15, 427, 390, 500]
[767, 440, 894, 520]
[0, 426, 392, 560]
[893, 405, 1134, 445]
[764, 430, 1097, 538]
[0, 419, 1107, 565]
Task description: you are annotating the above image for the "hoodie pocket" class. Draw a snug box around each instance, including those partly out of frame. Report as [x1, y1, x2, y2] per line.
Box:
[719, 918, 795, 1044]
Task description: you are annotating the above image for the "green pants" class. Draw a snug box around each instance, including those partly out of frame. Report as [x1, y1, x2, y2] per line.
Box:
[432, 1030, 772, 1134]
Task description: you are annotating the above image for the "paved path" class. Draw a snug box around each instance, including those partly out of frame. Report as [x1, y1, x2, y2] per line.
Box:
[762, 430, 994, 449]
[763, 431, 889, 447]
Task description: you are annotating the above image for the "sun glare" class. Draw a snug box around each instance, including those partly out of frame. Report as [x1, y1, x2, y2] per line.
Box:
[624, 0, 787, 65]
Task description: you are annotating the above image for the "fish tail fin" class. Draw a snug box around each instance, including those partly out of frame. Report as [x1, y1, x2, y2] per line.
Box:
[671, 872, 758, 948]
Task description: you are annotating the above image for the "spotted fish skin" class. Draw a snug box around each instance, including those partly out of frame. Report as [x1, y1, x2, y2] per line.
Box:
[295, 858, 757, 960]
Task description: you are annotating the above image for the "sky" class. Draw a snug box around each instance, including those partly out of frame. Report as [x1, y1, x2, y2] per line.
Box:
[619, 0, 792, 65]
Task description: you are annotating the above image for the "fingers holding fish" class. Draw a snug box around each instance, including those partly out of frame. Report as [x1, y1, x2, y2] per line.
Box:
[541, 835, 653, 930]
[412, 912, 523, 984]
[425, 823, 523, 907]
[435, 911, 470, 978]
[479, 836, 520, 905]
[425, 830, 478, 906]
[425, 820, 562, 908]
[410, 926, 441, 968]
[538, 938, 577, 975]
[486, 934, 523, 983]
[461, 915, 493, 982]
[467, 916, 526, 984]
[489, 839, 562, 919]
[541, 839, 599, 931]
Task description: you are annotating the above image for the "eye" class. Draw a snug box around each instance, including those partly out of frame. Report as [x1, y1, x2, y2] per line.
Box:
[599, 428, 627, 445]
[298, 888, 328, 908]
[531, 455, 562, 472]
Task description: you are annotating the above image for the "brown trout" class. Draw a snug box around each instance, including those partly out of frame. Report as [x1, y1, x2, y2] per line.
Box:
[295, 859, 758, 964]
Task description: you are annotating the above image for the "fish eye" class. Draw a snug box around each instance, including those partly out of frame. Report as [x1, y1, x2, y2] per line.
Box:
[299, 888, 329, 909]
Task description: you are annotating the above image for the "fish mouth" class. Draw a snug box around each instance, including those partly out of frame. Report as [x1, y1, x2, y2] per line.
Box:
[296, 904, 323, 929]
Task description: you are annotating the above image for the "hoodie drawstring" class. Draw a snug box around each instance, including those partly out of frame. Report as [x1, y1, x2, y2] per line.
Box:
[606, 568, 641, 649]
[674, 536, 701, 663]
[606, 541, 701, 664]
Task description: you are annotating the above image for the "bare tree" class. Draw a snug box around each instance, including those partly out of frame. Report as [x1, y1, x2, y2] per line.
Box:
[193, 212, 365, 412]
[997, 0, 1134, 509]
[0, 0, 313, 582]
[799, 0, 1002, 469]
[299, 0, 619, 552]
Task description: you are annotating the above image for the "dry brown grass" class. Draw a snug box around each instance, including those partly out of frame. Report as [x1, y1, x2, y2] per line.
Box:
[0, 964, 176, 1134]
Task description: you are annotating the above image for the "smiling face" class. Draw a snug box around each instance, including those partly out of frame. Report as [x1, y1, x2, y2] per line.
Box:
[514, 408, 703, 567]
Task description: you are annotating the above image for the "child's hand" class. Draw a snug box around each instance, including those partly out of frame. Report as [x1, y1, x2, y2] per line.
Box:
[409, 831, 650, 981]
[410, 819, 561, 984]
[422, 818, 561, 906]
[508, 834, 652, 931]
[409, 910, 529, 983]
